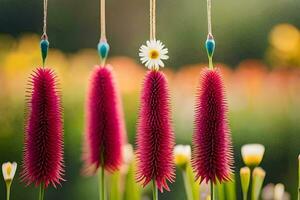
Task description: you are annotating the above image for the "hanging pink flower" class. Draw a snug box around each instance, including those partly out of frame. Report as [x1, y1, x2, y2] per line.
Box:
[136, 70, 175, 192]
[192, 68, 233, 184]
[22, 68, 64, 187]
[84, 66, 124, 172]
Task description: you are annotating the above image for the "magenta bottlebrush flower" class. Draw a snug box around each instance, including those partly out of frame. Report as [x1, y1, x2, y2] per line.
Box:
[136, 70, 175, 192]
[22, 68, 64, 187]
[84, 66, 123, 172]
[192, 68, 233, 184]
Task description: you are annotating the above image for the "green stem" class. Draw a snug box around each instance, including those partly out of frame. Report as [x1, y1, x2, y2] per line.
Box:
[208, 57, 213, 69]
[211, 181, 214, 200]
[250, 174, 255, 200]
[182, 171, 193, 200]
[249, 168, 252, 200]
[298, 156, 300, 200]
[152, 180, 158, 200]
[99, 166, 105, 200]
[39, 184, 45, 200]
[6, 183, 11, 200]
[243, 193, 247, 200]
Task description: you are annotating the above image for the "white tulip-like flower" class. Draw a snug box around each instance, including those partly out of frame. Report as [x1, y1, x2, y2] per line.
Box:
[2, 162, 17, 182]
[123, 144, 134, 165]
[139, 40, 169, 70]
[262, 183, 290, 200]
[174, 145, 191, 169]
[274, 183, 285, 200]
[241, 144, 265, 167]
[240, 167, 251, 200]
[120, 144, 135, 174]
[252, 167, 266, 200]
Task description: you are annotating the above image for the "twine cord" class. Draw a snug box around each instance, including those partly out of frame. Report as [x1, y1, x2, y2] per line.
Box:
[41, 0, 49, 67]
[206, 0, 215, 69]
[43, 0, 48, 36]
[100, 0, 106, 40]
[150, 0, 156, 40]
[207, 0, 212, 35]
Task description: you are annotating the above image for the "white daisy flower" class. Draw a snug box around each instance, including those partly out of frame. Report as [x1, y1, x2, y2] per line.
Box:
[241, 144, 265, 167]
[2, 162, 17, 182]
[139, 40, 169, 70]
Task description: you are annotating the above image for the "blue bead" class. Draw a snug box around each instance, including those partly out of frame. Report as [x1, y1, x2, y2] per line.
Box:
[97, 41, 110, 60]
[40, 39, 49, 64]
[205, 38, 215, 58]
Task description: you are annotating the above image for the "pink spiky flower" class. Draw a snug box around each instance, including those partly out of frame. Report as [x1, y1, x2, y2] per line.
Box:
[22, 68, 64, 188]
[84, 65, 123, 172]
[136, 70, 175, 192]
[192, 68, 233, 184]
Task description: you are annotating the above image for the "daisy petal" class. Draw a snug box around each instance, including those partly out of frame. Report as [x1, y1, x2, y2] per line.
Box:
[161, 55, 169, 60]
[158, 60, 165, 67]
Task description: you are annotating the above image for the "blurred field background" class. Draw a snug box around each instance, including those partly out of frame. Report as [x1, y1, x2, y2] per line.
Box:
[0, 0, 300, 199]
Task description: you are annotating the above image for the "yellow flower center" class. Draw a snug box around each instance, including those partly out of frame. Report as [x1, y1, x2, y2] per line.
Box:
[175, 154, 189, 167]
[6, 165, 12, 176]
[149, 50, 159, 59]
[243, 155, 263, 167]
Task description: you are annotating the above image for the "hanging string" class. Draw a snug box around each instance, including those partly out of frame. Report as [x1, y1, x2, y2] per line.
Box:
[43, 0, 48, 36]
[100, 0, 106, 40]
[98, 0, 110, 65]
[150, 0, 156, 40]
[205, 0, 215, 69]
[207, 0, 212, 35]
[41, 0, 49, 67]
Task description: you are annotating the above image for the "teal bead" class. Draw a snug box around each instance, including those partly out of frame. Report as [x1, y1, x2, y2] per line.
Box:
[205, 38, 215, 58]
[40, 39, 49, 65]
[97, 41, 110, 61]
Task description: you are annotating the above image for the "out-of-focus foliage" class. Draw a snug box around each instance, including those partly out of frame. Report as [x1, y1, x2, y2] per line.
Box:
[0, 27, 300, 200]
[267, 24, 300, 67]
[1, 0, 300, 68]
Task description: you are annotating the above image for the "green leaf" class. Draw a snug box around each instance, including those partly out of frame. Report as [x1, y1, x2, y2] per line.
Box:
[216, 182, 225, 200]
[186, 163, 200, 200]
[124, 163, 141, 200]
[108, 171, 121, 200]
[224, 174, 237, 200]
